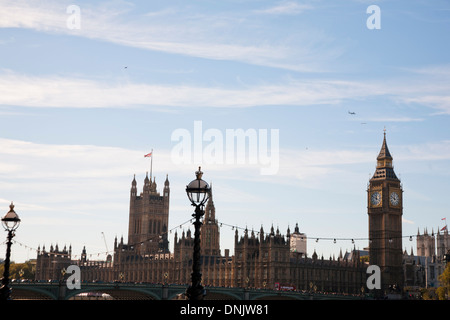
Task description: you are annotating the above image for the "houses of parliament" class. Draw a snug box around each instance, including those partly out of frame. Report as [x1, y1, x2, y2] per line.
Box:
[35, 133, 450, 295]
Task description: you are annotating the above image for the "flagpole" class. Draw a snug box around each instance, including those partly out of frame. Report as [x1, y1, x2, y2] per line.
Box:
[150, 149, 153, 181]
[144, 150, 153, 180]
[441, 218, 447, 233]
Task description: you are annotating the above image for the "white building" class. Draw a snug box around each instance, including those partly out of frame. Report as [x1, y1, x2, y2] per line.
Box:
[289, 223, 307, 257]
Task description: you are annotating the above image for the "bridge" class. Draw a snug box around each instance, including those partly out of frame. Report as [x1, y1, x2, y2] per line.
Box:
[10, 282, 362, 300]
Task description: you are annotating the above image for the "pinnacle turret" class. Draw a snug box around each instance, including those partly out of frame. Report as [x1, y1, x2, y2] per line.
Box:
[371, 131, 399, 181]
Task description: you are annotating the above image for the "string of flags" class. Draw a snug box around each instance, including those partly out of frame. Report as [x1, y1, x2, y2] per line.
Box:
[7, 218, 194, 259]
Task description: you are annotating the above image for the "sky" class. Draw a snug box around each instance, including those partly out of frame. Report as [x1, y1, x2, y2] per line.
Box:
[0, 0, 449, 264]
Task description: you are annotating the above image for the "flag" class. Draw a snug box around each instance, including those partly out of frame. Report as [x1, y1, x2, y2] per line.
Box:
[144, 152, 152, 158]
[442, 218, 447, 221]
[441, 226, 447, 231]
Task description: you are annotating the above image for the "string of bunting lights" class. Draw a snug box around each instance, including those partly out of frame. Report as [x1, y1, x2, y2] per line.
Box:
[6, 218, 194, 259]
[3, 218, 419, 260]
[216, 221, 417, 244]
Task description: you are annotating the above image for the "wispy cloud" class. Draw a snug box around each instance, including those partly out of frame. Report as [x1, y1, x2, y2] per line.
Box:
[0, 137, 142, 179]
[0, 72, 377, 108]
[397, 140, 450, 162]
[402, 95, 450, 115]
[2, 136, 448, 189]
[350, 117, 425, 123]
[395, 65, 450, 114]
[254, 1, 314, 15]
[1, 70, 449, 112]
[0, 0, 335, 72]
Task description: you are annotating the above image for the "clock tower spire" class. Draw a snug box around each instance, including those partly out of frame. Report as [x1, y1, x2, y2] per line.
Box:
[367, 131, 403, 295]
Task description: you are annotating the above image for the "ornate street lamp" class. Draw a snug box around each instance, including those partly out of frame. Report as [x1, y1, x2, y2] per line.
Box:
[0, 202, 21, 300]
[185, 167, 210, 300]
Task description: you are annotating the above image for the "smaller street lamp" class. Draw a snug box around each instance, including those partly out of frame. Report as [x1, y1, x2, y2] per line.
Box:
[185, 167, 210, 300]
[19, 269, 24, 281]
[444, 249, 450, 265]
[60, 268, 67, 283]
[0, 202, 21, 300]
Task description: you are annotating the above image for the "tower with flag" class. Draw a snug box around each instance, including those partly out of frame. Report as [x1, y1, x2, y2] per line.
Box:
[437, 217, 450, 259]
[127, 149, 170, 255]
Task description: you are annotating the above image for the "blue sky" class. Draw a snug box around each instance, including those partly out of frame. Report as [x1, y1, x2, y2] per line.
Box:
[0, 0, 449, 263]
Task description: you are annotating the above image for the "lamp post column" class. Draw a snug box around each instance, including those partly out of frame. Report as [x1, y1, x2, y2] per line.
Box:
[185, 167, 210, 300]
[187, 205, 205, 300]
[0, 202, 21, 301]
[0, 230, 14, 300]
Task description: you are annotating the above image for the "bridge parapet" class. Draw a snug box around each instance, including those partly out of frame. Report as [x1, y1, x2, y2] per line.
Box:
[11, 282, 361, 300]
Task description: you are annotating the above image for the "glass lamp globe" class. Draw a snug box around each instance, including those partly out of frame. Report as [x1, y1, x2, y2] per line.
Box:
[186, 167, 210, 206]
[2, 202, 20, 231]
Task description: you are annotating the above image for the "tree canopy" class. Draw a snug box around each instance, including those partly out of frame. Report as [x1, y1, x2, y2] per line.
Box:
[0, 261, 35, 281]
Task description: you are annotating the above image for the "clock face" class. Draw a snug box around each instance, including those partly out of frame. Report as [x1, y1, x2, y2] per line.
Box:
[371, 191, 381, 206]
[390, 192, 400, 206]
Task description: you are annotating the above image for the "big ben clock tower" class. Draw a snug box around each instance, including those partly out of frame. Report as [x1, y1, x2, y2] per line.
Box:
[367, 131, 403, 293]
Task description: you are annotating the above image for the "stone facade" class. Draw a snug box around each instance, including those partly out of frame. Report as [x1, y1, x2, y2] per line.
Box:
[35, 173, 367, 294]
[408, 227, 450, 288]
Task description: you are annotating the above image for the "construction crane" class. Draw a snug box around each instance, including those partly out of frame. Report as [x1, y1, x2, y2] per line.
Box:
[101, 232, 109, 254]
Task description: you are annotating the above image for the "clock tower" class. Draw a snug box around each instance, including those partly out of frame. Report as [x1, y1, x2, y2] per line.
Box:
[367, 131, 403, 293]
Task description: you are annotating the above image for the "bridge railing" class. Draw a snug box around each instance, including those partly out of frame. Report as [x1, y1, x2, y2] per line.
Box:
[10, 282, 362, 300]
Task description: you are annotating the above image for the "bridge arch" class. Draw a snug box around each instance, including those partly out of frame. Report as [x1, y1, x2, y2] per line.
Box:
[11, 287, 58, 300]
[65, 286, 160, 300]
[251, 292, 303, 300]
[11, 283, 361, 300]
[204, 291, 241, 300]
